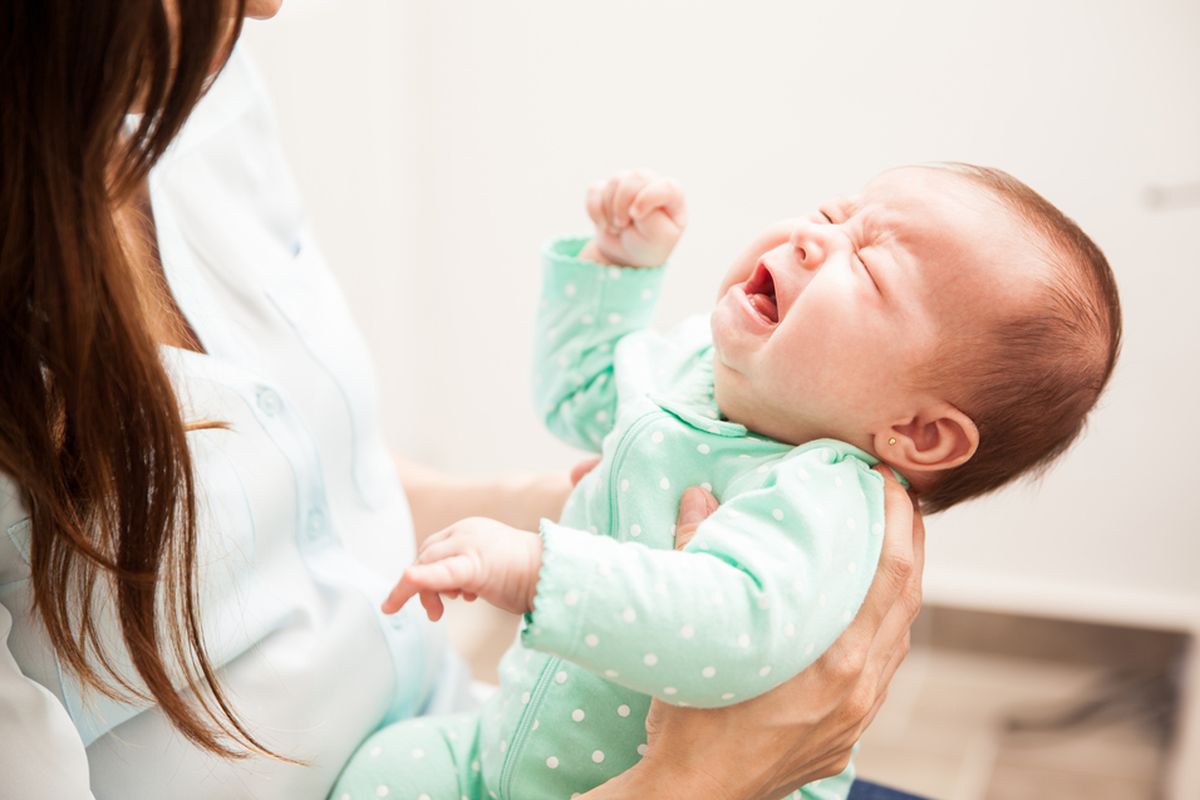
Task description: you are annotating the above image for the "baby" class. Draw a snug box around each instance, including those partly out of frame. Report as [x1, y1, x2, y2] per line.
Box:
[331, 164, 1121, 800]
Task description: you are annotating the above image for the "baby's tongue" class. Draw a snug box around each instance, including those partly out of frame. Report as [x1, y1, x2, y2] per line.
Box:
[748, 292, 778, 323]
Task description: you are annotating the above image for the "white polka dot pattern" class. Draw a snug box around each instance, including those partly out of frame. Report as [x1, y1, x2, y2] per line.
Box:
[522, 244, 890, 795]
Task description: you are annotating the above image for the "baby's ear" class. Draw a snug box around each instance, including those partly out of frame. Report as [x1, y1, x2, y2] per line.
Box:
[873, 403, 979, 476]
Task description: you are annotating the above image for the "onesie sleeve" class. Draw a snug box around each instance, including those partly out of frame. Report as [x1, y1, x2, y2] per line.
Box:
[521, 446, 887, 707]
[532, 236, 666, 453]
[0, 602, 97, 799]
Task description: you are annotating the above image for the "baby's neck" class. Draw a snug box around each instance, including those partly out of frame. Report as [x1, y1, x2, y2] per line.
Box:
[716, 386, 875, 455]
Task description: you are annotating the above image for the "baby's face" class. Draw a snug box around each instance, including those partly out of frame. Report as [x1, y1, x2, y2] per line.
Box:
[710, 166, 1045, 450]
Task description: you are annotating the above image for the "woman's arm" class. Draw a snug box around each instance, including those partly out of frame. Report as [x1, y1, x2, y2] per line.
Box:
[583, 467, 925, 799]
[394, 455, 573, 546]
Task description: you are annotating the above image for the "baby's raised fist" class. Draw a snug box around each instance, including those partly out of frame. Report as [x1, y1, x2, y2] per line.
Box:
[583, 169, 687, 268]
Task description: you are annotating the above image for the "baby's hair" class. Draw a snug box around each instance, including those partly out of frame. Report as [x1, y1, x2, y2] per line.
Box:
[918, 163, 1122, 513]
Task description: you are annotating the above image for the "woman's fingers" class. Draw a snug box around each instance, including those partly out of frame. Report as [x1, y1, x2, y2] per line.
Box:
[673, 486, 719, 550]
[873, 630, 912, 700]
[909, 501, 927, 600]
[864, 498, 926, 660]
[860, 507, 925, 685]
[596, 472, 924, 800]
[809, 468, 916, 693]
[849, 467, 916, 634]
[570, 456, 602, 487]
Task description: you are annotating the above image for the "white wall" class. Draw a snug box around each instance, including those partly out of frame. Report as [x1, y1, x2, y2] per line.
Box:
[242, 0, 1200, 628]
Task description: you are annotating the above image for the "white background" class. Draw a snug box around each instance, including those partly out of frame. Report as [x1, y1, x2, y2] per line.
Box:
[241, 0, 1200, 631]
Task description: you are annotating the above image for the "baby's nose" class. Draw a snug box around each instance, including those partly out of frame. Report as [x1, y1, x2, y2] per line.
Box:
[790, 222, 827, 271]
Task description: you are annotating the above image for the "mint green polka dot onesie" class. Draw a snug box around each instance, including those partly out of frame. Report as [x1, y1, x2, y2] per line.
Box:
[331, 237, 903, 800]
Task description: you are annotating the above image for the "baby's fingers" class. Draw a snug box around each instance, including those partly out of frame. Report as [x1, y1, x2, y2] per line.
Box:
[630, 178, 687, 227]
[601, 177, 621, 233]
[419, 590, 445, 622]
[586, 181, 610, 231]
[381, 576, 420, 614]
[612, 171, 653, 227]
[405, 555, 481, 595]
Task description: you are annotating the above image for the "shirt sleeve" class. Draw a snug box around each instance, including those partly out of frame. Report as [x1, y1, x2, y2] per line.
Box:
[531, 236, 666, 453]
[0, 602, 96, 799]
[520, 447, 886, 708]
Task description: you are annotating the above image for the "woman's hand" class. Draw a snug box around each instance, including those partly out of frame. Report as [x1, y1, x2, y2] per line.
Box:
[584, 466, 925, 799]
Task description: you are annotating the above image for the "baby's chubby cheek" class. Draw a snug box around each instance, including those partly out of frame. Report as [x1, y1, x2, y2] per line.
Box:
[708, 297, 752, 371]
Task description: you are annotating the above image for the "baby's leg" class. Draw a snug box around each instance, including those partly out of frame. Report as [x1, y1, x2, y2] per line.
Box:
[330, 712, 483, 800]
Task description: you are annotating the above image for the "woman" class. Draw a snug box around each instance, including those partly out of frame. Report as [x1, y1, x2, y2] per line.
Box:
[0, 2, 924, 798]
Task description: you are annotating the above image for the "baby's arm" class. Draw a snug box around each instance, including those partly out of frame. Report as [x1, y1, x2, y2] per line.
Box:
[533, 171, 686, 452]
[384, 447, 887, 708]
[525, 449, 886, 707]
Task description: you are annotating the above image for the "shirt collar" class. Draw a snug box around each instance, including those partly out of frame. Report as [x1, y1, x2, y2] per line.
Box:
[650, 345, 748, 437]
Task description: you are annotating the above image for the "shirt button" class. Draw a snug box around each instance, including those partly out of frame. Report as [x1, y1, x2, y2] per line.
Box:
[307, 507, 327, 538]
[256, 387, 283, 416]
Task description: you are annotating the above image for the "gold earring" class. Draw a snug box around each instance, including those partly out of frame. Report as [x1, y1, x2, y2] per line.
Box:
[887, 437, 897, 446]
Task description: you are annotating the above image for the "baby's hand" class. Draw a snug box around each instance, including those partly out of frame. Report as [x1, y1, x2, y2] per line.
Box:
[582, 169, 687, 268]
[382, 517, 542, 622]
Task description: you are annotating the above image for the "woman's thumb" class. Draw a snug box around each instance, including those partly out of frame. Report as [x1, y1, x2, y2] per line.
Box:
[673, 486, 719, 550]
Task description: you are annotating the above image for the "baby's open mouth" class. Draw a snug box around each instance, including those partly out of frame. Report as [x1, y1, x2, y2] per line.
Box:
[743, 262, 779, 324]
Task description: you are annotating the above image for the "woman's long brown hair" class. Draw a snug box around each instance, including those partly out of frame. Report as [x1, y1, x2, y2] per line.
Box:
[0, 0, 286, 759]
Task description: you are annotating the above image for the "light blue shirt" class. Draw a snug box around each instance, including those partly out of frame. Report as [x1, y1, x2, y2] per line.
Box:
[0, 47, 464, 799]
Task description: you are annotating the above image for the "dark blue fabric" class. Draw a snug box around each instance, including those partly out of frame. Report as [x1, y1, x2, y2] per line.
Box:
[847, 779, 929, 800]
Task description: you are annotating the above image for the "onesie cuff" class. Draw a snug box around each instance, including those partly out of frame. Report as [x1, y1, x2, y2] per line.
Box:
[522, 519, 617, 659]
[542, 236, 667, 316]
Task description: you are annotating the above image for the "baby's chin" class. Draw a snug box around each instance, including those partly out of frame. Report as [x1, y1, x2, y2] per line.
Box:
[709, 352, 744, 421]
[709, 354, 779, 437]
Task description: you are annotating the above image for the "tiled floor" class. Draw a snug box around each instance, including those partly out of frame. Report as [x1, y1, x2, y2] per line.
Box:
[445, 603, 1185, 800]
[854, 609, 1181, 800]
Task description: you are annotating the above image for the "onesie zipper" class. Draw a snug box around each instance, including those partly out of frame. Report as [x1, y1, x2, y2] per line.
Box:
[497, 408, 659, 799]
[605, 410, 658, 542]
[499, 654, 559, 798]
